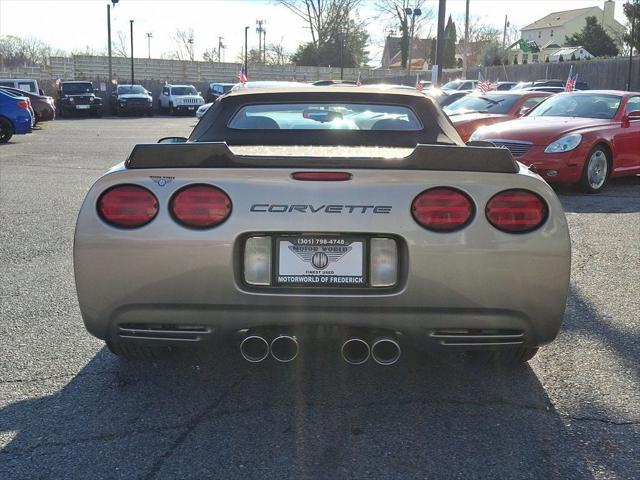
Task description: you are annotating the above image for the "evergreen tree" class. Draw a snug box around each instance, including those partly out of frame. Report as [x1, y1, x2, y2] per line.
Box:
[565, 16, 619, 57]
[443, 15, 457, 68]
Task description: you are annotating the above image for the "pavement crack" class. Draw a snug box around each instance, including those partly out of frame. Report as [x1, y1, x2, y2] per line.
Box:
[0, 370, 119, 385]
[142, 374, 247, 480]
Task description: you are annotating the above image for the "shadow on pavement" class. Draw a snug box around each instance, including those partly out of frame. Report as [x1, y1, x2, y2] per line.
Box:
[556, 176, 640, 214]
[0, 339, 594, 479]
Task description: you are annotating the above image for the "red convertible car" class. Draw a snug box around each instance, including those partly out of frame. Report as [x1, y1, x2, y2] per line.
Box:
[471, 91, 640, 193]
[444, 91, 551, 142]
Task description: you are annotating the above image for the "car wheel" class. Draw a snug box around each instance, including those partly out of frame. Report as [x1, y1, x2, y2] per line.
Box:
[0, 117, 14, 143]
[106, 340, 173, 360]
[580, 146, 610, 194]
[169, 103, 175, 115]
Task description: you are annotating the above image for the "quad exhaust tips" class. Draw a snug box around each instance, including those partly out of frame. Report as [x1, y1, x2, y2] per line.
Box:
[240, 335, 270, 363]
[240, 333, 299, 363]
[270, 335, 299, 363]
[371, 337, 401, 365]
[341, 338, 371, 365]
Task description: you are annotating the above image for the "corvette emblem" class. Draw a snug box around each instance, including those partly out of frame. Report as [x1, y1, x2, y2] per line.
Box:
[288, 245, 351, 270]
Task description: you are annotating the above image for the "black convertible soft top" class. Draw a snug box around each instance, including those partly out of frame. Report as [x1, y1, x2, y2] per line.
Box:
[189, 87, 463, 147]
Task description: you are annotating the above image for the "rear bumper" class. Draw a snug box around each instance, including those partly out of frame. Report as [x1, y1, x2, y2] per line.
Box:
[13, 113, 32, 134]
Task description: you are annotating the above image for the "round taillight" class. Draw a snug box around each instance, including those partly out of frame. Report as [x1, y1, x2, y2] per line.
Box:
[170, 184, 232, 229]
[411, 187, 475, 232]
[97, 184, 158, 228]
[486, 189, 548, 233]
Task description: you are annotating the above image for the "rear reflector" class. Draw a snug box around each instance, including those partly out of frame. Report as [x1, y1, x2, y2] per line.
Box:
[485, 189, 548, 233]
[411, 187, 474, 232]
[170, 184, 231, 228]
[291, 172, 352, 181]
[97, 184, 158, 228]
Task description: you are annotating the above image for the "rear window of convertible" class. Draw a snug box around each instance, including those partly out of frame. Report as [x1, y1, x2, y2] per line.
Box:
[227, 103, 423, 131]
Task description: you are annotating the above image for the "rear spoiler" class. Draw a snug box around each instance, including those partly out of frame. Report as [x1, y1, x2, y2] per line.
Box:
[125, 142, 518, 174]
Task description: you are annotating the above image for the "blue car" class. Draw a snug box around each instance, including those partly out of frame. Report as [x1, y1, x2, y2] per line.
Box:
[0, 89, 33, 143]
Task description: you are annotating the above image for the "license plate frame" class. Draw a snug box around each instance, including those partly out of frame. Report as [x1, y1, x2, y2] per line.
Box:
[75, 105, 91, 110]
[275, 235, 367, 287]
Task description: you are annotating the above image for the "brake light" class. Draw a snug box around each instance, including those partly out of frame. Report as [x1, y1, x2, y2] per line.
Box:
[291, 171, 352, 181]
[16, 100, 29, 110]
[411, 187, 474, 231]
[486, 189, 548, 233]
[97, 185, 158, 228]
[170, 184, 231, 228]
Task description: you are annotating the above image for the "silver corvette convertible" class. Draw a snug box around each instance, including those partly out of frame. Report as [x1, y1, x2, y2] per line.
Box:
[74, 87, 571, 365]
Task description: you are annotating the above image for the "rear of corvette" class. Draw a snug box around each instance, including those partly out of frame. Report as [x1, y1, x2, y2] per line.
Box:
[74, 143, 571, 363]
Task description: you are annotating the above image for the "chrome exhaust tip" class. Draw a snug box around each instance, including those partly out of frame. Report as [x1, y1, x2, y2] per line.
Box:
[341, 338, 370, 365]
[270, 335, 299, 363]
[371, 337, 401, 365]
[240, 335, 270, 363]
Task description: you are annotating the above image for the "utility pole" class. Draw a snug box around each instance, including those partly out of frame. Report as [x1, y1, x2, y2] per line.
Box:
[146, 32, 152, 59]
[130, 20, 134, 84]
[263, 29, 267, 63]
[340, 31, 345, 80]
[463, 0, 470, 79]
[256, 19, 265, 63]
[435, 0, 446, 85]
[502, 15, 509, 49]
[629, 3, 637, 91]
[107, 3, 112, 93]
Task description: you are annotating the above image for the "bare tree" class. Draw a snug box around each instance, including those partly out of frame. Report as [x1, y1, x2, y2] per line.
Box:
[375, 1, 432, 68]
[112, 31, 129, 58]
[278, 0, 363, 47]
[0, 35, 60, 67]
[170, 29, 195, 61]
[266, 39, 290, 65]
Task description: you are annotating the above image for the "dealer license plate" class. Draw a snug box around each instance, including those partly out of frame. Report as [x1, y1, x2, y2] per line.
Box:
[276, 236, 365, 287]
[76, 105, 90, 110]
[188, 106, 195, 110]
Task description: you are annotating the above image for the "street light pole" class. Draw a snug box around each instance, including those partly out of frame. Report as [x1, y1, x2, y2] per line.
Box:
[146, 32, 152, 59]
[340, 32, 345, 80]
[263, 29, 267, 63]
[107, 4, 112, 88]
[463, 0, 470, 79]
[629, 5, 636, 91]
[244, 26, 249, 75]
[130, 20, 134, 84]
[406, 7, 422, 78]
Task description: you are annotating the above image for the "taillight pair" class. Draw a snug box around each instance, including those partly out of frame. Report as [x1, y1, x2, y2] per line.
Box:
[97, 184, 231, 229]
[411, 187, 548, 233]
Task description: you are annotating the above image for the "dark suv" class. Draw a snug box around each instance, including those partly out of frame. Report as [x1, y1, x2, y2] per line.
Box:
[57, 81, 103, 118]
[110, 84, 153, 116]
[205, 83, 234, 103]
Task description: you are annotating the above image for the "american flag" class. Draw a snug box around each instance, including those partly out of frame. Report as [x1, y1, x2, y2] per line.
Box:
[415, 73, 423, 91]
[564, 65, 577, 92]
[238, 64, 248, 84]
[356, 72, 362, 87]
[477, 73, 495, 93]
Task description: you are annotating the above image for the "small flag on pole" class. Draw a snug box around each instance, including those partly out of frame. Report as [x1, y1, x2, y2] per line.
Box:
[415, 73, 423, 91]
[477, 72, 495, 93]
[238, 64, 248, 84]
[356, 72, 362, 87]
[564, 65, 577, 92]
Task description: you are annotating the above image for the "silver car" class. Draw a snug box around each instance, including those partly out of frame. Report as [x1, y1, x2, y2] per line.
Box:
[74, 87, 571, 365]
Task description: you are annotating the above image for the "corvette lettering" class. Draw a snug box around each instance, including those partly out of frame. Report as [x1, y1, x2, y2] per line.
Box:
[250, 204, 392, 214]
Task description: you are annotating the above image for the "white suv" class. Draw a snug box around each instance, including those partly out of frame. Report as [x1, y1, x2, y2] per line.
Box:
[158, 84, 204, 115]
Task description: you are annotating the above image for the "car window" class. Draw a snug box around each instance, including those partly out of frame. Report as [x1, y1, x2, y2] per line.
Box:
[531, 94, 622, 119]
[0, 81, 13, 88]
[171, 86, 198, 96]
[117, 85, 146, 95]
[522, 96, 547, 110]
[625, 96, 640, 114]
[62, 83, 94, 94]
[461, 82, 473, 90]
[18, 82, 35, 92]
[228, 103, 423, 131]
[444, 94, 519, 115]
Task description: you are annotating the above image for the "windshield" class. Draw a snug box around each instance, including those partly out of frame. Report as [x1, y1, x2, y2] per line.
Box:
[442, 81, 463, 90]
[531, 94, 621, 119]
[171, 86, 198, 96]
[62, 83, 93, 95]
[444, 94, 519, 115]
[228, 103, 423, 130]
[117, 85, 147, 95]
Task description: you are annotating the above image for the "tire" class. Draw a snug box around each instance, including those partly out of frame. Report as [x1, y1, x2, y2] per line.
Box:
[580, 145, 610, 194]
[106, 340, 173, 360]
[147, 108, 154, 117]
[169, 103, 175, 115]
[0, 117, 14, 143]
[158, 100, 164, 113]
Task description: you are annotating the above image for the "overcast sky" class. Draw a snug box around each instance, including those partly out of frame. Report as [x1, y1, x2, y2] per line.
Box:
[0, 0, 630, 66]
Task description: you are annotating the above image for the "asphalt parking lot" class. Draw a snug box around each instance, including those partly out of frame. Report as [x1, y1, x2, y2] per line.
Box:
[1, 118, 638, 480]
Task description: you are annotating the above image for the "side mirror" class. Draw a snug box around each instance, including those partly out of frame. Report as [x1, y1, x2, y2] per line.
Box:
[627, 110, 640, 120]
[158, 136, 187, 144]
